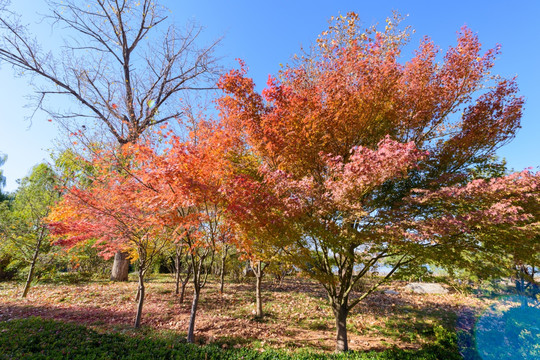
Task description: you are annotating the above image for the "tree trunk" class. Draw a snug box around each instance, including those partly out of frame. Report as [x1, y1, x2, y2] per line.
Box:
[219, 246, 228, 294]
[180, 279, 188, 304]
[179, 264, 192, 304]
[174, 253, 181, 295]
[255, 262, 264, 317]
[134, 271, 145, 328]
[220, 262, 226, 293]
[185, 244, 212, 343]
[187, 288, 200, 343]
[22, 236, 42, 298]
[111, 251, 129, 281]
[334, 304, 349, 352]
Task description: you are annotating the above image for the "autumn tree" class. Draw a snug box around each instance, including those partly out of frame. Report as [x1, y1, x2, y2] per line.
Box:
[0, 0, 219, 142]
[112, 118, 236, 342]
[0, 163, 60, 297]
[0, 0, 220, 280]
[218, 13, 530, 351]
[224, 152, 296, 317]
[162, 123, 233, 343]
[49, 147, 168, 328]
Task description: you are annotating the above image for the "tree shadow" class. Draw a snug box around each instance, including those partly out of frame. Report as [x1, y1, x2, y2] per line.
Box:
[0, 302, 135, 328]
[344, 290, 480, 353]
[267, 277, 327, 298]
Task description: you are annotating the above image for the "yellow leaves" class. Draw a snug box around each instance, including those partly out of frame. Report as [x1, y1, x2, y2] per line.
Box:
[128, 246, 139, 261]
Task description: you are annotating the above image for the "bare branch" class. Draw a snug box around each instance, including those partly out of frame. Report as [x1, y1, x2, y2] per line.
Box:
[0, 0, 221, 145]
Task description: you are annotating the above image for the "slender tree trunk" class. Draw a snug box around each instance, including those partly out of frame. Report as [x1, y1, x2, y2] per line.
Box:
[185, 240, 213, 344]
[334, 303, 349, 352]
[179, 264, 192, 304]
[174, 253, 181, 295]
[187, 288, 200, 343]
[22, 236, 43, 298]
[219, 262, 226, 293]
[134, 270, 145, 328]
[254, 262, 264, 317]
[219, 246, 228, 294]
[180, 280, 188, 304]
[111, 251, 129, 281]
[175, 268, 181, 295]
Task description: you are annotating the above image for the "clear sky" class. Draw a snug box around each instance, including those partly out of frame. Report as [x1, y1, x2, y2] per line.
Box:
[1, 0, 539, 192]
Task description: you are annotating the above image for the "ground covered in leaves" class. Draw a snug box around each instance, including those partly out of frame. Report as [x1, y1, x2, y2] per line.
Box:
[0, 275, 491, 356]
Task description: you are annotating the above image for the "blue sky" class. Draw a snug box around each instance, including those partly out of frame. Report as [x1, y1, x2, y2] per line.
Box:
[1, 0, 539, 192]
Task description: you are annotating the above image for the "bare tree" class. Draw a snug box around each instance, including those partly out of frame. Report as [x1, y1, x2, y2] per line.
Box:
[0, 0, 220, 143]
[0, 0, 220, 280]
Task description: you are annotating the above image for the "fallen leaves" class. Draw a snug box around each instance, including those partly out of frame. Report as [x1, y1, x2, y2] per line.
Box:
[0, 277, 491, 352]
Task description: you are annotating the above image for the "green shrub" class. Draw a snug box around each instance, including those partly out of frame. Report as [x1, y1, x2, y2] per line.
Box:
[0, 317, 462, 360]
[0, 254, 20, 281]
[39, 271, 93, 285]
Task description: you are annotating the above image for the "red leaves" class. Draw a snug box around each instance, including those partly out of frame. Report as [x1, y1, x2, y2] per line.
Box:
[218, 18, 523, 182]
[323, 137, 425, 210]
[405, 170, 540, 252]
[49, 113, 240, 262]
[48, 145, 160, 257]
[46, 13, 534, 317]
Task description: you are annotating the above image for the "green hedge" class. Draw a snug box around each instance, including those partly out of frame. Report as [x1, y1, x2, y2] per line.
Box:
[0, 317, 462, 360]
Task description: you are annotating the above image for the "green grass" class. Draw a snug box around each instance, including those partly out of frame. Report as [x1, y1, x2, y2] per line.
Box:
[0, 317, 462, 360]
[378, 309, 457, 345]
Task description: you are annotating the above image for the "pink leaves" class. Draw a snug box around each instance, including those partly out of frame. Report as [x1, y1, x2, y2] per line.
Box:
[407, 170, 540, 242]
[323, 137, 424, 210]
[260, 136, 424, 220]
